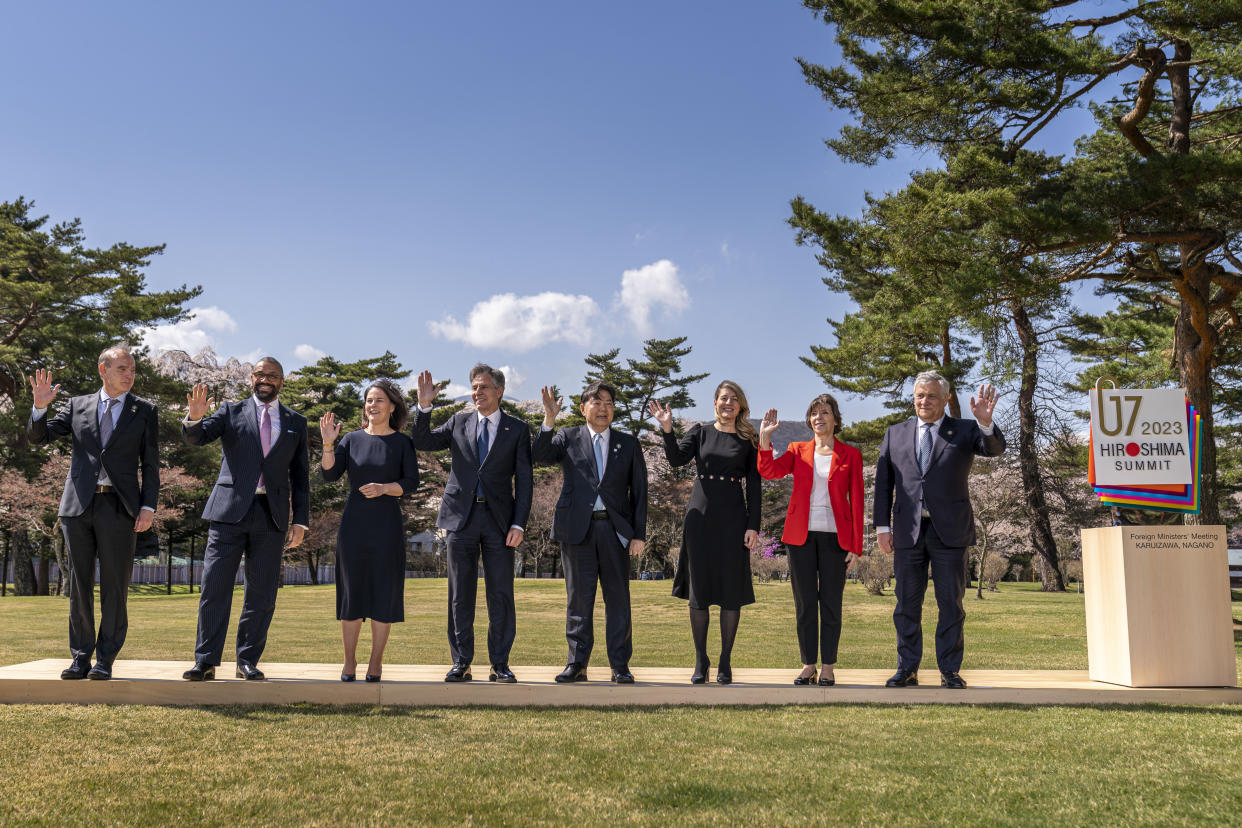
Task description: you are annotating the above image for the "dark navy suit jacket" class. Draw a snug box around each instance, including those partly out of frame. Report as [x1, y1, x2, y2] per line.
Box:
[28, 393, 159, 519]
[533, 425, 647, 547]
[874, 416, 1006, 549]
[412, 408, 533, 534]
[182, 399, 310, 531]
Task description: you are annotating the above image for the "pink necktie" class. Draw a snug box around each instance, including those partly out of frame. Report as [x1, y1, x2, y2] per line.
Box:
[258, 403, 272, 489]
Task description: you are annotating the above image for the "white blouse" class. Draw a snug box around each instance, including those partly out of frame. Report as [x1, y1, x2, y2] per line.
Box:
[807, 450, 838, 533]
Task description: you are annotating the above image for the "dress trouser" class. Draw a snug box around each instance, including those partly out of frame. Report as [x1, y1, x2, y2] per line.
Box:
[787, 530, 849, 665]
[445, 503, 515, 666]
[892, 517, 968, 673]
[194, 495, 286, 666]
[562, 517, 633, 668]
[61, 492, 136, 664]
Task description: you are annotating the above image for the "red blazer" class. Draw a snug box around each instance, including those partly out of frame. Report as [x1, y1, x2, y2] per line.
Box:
[758, 439, 864, 553]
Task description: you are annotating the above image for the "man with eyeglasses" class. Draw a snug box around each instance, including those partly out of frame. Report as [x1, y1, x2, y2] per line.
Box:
[180, 357, 310, 682]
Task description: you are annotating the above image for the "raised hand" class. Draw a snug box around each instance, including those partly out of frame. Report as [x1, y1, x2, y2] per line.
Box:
[416, 370, 436, 409]
[540, 386, 563, 426]
[320, 412, 341, 446]
[29, 369, 60, 409]
[646, 399, 674, 433]
[186, 383, 215, 421]
[969, 382, 999, 427]
[759, 408, 780, 438]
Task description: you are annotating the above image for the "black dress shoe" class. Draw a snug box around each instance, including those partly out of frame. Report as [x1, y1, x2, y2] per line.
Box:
[444, 662, 472, 682]
[555, 662, 588, 683]
[61, 660, 91, 680]
[940, 671, 967, 689]
[236, 662, 265, 681]
[885, 668, 919, 687]
[793, 668, 818, 686]
[611, 666, 634, 684]
[87, 662, 112, 680]
[183, 662, 216, 681]
[690, 656, 709, 685]
[716, 660, 733, 685]
[818, 674, 836, 687]
[489, 663, 517, 683]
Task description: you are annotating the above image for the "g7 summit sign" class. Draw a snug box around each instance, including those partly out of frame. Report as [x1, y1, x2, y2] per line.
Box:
[1089, 387, 1192, 487]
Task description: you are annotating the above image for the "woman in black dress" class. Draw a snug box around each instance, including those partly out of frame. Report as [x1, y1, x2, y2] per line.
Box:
[649, 380, 761, 684]
[319, 379, 419, 683]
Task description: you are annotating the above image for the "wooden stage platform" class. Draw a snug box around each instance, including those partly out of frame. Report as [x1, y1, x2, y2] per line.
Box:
[2, 660, 1239, 706]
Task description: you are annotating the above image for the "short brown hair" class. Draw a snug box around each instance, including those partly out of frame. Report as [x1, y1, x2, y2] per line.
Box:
[581, 381, 617, 403]
[805, 393, 843, 435]
[360, 379, 409, 432]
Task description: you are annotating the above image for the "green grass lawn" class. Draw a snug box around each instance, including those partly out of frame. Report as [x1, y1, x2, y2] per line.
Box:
[1, 579, 1113, 671]
[2, 580, 1241, 826]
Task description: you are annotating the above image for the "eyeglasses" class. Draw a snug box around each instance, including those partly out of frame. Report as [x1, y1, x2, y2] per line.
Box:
[252, 372, 282, 383]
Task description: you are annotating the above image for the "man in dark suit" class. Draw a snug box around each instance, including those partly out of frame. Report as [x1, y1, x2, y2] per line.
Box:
[180, 357, 310, 681]
[875, 370, 1004, 689]
[534, 381, 647, 684]
[27, 345, 159, 680]
[413, 364, 532, 683]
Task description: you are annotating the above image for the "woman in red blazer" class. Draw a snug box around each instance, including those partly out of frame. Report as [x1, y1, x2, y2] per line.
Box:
[757, 394, 863, 687]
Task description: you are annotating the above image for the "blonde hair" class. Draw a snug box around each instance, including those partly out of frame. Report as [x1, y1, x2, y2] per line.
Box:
[715, 380, 758, 447]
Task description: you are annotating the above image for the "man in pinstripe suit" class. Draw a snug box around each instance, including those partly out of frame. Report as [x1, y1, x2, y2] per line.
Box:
[180, 357, 310, 681]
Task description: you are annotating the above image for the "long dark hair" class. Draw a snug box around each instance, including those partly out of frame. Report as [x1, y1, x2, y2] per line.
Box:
[360, 379, 409, 431]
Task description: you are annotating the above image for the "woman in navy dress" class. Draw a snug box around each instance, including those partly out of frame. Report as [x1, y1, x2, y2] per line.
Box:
[319, 379, 419, 683]
[649, 380, 761, 685]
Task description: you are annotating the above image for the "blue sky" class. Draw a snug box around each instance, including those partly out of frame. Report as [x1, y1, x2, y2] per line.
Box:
[8, 1, 962, 423]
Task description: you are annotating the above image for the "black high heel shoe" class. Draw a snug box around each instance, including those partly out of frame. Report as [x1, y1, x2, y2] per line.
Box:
[793, 667, 818, 686]
[818, 672, 835, 687]
[716, 661, 733, 685]
[365, 673, 381, 683]
[341, 672, 356, 682]
[691, 656, 710, 685]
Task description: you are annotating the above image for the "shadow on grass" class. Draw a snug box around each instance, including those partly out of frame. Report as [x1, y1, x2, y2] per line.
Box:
[203, 703, 443, 720]
[636, 781, 769, 812]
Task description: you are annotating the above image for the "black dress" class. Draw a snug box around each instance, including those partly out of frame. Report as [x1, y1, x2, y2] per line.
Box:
[664, 424, 762, 610]
[320, 430, 419, 623]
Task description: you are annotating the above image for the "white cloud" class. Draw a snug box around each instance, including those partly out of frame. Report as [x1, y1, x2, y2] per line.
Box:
[496, 364, 525, 389]
[293, 344, 327, 364]
[428, 292, 601, 352]
[616, 259, 690, 336]
[136, 306, 239, 354]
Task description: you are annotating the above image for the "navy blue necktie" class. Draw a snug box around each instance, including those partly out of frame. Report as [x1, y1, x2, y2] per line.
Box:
[917, 422, 933, 475]
[476, 417, 489, 498]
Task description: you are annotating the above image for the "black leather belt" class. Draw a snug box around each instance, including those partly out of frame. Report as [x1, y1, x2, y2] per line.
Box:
[95, 484, 116, 494]
[592, 509, 609, 520]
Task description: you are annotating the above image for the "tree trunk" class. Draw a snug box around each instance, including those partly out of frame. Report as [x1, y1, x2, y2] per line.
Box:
[36, 540, 50, 596]
[940, 324, 963, 419]
[188, 533, 196, 592]
[54, 531, 67, 597]
[1, 530, 9, 597]
[12, 530, 36, 596]
[166, 534, 173, 595]
[307, 547, 319, 585]
[1011, 300, 1065, 591]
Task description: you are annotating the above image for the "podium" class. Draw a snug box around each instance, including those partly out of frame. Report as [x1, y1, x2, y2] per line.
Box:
[1081, 526, 1237, 687]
